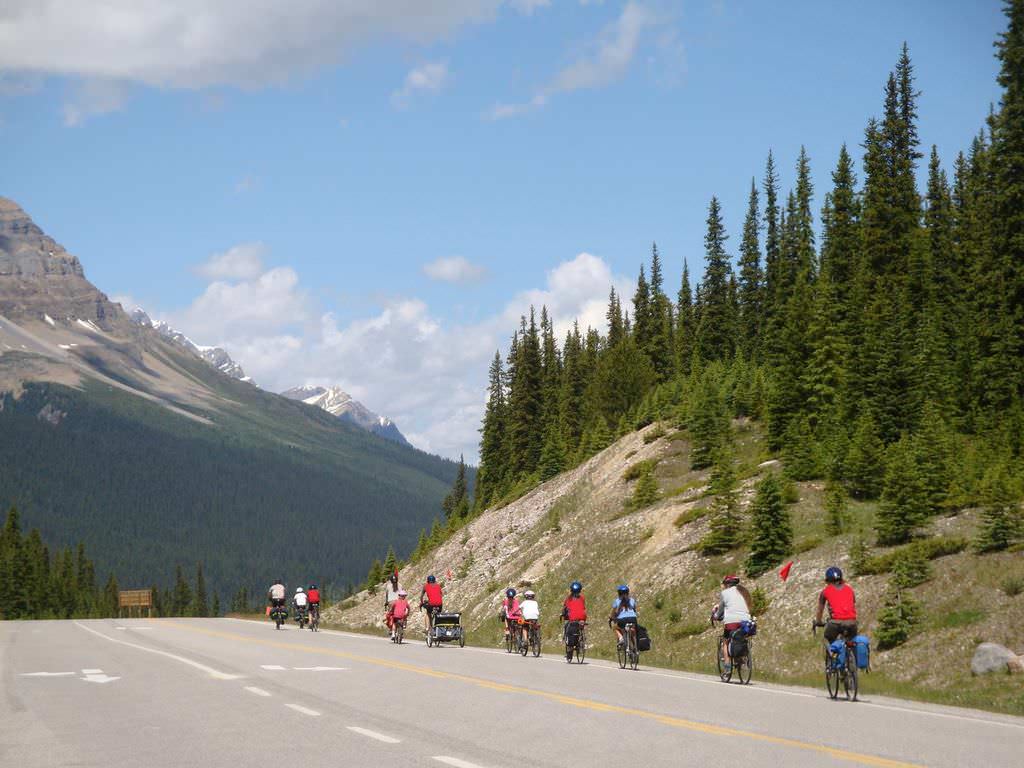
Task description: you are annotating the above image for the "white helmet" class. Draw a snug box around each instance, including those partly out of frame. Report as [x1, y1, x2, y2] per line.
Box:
[296, 586, 304, 593]
[524, 590, 535, 598]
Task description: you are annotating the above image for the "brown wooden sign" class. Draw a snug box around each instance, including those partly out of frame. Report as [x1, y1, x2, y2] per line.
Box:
[118, 589, 153, 617]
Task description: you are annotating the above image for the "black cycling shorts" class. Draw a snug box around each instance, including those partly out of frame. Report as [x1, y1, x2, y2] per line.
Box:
[824, 620, 858, 643]
[616, 617, 638, 630]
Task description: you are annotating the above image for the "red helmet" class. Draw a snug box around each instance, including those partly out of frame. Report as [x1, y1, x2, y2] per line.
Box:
[722, 575, 740, 587]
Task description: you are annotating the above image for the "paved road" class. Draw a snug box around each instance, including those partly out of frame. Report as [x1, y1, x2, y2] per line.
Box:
[2, 618, 1021, 768]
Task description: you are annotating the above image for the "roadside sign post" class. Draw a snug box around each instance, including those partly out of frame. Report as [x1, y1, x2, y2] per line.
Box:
[118, 589, 153, 618]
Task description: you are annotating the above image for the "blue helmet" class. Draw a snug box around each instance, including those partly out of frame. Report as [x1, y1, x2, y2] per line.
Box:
[426, 575, 436, 584]
[570, 581, 582, 595]
[825, 566, 843, 583]
[616, 584, 630, 595]
[506, 588, 517, 598]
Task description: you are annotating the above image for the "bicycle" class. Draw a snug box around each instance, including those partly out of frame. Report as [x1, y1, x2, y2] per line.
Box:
[525, 619, 541, 658]
[615, 621, 640, 670]
[392, 616, 405, 644]
[503, 617, 518, 653]
[713, 620, 753, 684]
[563, 620, 586, 664]
[294, 605, 309, 630]
[422, 605, 441, 647]
[813, 621, 858, 701]
[309, 604, 320, 632]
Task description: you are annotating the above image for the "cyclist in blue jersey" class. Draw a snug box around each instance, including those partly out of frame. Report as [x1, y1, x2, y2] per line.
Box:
[608, 585, 638, 648]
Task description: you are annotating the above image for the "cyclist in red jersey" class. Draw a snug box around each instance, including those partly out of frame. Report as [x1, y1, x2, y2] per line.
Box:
[814, 566, 858, 642]
[420, 575, 443, 636]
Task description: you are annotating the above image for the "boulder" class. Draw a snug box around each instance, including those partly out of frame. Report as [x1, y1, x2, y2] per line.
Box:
[970, 643, 1016, 675]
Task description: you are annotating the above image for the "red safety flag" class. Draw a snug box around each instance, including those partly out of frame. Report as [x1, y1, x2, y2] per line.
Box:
[779, 561, 794, 581]
[446, 568, 453, 580]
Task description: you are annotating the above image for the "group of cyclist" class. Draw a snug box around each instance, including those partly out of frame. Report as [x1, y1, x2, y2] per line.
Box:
[267, 579, 321, 624]
[267, 564, 859, 675]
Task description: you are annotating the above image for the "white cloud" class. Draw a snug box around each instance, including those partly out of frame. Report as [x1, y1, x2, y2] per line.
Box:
[157, 246, 625, 461]
[0, 1, 509, 90]
[194, 243, 267, 281]
[391, 60, 449, 108]
[62, 78, 129, 126]
[488, 2, 682, 119]
[423, 256, 488, 284]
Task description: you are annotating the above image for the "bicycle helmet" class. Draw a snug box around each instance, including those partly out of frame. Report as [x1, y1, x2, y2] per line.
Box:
[570, 581, 582, 595]
[427, 575, 436, 584]
[295, 586, 304, 593]
[524, 590, 535, 598]
[722, 575, 740, 587]
[397, 589, 408, 597]
[617, 584, 630, 595]
[309, 584, 318, 590]
[506, 588, 517, 598]
[824, 566, 843, 583]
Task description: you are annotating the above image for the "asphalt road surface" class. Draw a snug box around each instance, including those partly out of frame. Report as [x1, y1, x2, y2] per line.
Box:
[2, 618, 1021, 768]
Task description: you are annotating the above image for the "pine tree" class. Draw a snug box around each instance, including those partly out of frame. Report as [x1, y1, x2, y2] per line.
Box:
[737, 179, 763, 358]
[876, 436, 929, 545]
[632, 264, 651, 353]
[699, 449, 742, 554]
[172, 565, 192, 617]
[782, 415, 820, 481]
[538, 418, 567, 481]
[824, 482, 849, 536]
[675, 261, 695, 371]
[383, 546, 398, 578]
[365, 559, 383, 591]
[0, 507, 28, 619]
[507, 311, 544, 478]
[694, 197, 735, 361]
[442, 455, 470, 520]
[606, 287, 625, 346]
[912, 402, 952, 513]
[193, 562, 209, 618]
[975, 462, 1023, 552]
[689, 370, 729, 470]
[645, 243, 674, 380]
[631, 465, 661, 509]
[745, 474, 792, 577]
[844, 412, 886, 499]
[875, 582, 920, 649]
[476, 351, 507, 510]
[212, 594, 221, 617]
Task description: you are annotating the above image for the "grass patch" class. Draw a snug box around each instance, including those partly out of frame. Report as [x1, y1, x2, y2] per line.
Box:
[643, 426, 668, 444]
[860, 537, 969, 575]
[674, 504, 710, 527]
[795, 535, 824, 553]
[933, 608, 985, 629]
[671, 622, 708, 640]
[1002, 575, 1024, 597]
[667, 609, 681, 623]
[623, 458, 659, 482]
[665, 479, 706, 500]
[456, 552, 474, 579]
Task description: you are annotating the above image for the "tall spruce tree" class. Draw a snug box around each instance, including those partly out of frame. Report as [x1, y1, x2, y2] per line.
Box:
[694, 197, 735, 361]
[476, 351, 507, 510]
[746, 474, 792, 578]
[676, 261, 695, 371]
[876, 436, 929, 545]
[737, 179, 764, 358]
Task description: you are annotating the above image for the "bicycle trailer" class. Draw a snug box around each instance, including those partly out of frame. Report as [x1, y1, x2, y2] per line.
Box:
[429, 612, 465, 646]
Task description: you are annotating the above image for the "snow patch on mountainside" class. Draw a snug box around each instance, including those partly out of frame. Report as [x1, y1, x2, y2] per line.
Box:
[129, 307, 254, 384]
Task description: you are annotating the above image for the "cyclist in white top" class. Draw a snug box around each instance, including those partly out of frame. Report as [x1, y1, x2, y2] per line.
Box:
[711, 575, 752, 673]
[519, 590, 540, 648]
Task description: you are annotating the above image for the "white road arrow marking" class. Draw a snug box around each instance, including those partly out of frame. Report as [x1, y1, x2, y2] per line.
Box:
[21, 672, 75, 677]
[81, 669, 103, 674]
[82, 673, 120, 684]
[260, 665, 286, 670]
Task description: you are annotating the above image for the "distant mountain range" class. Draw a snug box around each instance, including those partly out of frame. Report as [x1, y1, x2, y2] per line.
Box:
[0, 195, 463, 596]
[281, 385, 409, 446]
[127, 311, 409, 446]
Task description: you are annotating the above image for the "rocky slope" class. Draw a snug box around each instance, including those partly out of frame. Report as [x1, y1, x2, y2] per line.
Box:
[327, 420, 1024, 715]
[281, 385, 409, 446]
[129, 308, 253, 383]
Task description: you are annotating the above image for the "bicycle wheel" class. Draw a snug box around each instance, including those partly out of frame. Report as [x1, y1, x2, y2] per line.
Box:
[737, 647, 753, 685]
[519, 632, 528, 656]
[845, 655, 859, 701]
[717, 637, 732, 682]
[505, 626, 514, 654]
[577, 627, 586, 663]
[617, 638, 627, 669]
[825, 649, 840, 699]
[531, 627, 541, 657]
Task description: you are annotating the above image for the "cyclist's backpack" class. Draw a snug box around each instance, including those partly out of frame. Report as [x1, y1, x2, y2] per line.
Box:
[853, 635, 871, 671]
[740, 619, 757, 637]
[636, 625, 652, 652]
[729, 632, 748, 659]
[829, 638, 847, 670]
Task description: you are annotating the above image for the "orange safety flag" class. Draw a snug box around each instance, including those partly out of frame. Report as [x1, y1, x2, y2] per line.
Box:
[446, 568, 453, 580]
[265, 605, 272, 616]
[779, 561, 794, 581]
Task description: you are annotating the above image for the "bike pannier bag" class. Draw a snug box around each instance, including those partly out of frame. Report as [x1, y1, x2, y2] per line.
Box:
[740, 619, 757, 637]
[853, 635, 870, 670]
[829, 638, 846, 669]
[729, 633, 748, 659]
[636, 625, 652, 652]
[565, 621, 581, 646]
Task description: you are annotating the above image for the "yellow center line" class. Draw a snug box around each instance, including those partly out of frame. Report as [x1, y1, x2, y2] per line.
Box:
[159, 621, 921, 768]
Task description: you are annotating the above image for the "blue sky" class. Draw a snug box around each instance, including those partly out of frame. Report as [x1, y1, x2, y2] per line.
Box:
[0, 1, 1008, 460]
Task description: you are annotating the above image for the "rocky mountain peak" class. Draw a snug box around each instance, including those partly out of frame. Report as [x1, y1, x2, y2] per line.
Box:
[0, 196, 122, 328]
[280, 384, 410, 447]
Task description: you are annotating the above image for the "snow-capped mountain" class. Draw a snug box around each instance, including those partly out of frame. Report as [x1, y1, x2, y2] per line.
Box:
[280, 385, 410, 446]
[129, 308, 253, 383]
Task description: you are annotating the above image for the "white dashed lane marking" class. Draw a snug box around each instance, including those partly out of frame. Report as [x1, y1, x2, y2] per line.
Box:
[346, 726, 401, 744]
[244, 686, 271, 697]
[284, 704, 321, 717]
[260, 665, 286, 670]
[432, 758, 494, 768]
